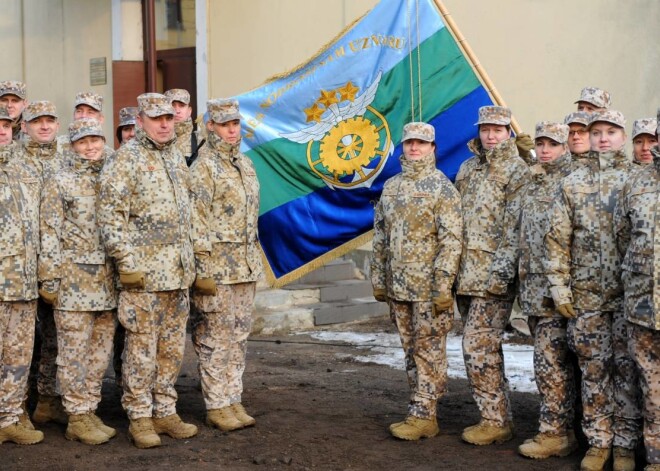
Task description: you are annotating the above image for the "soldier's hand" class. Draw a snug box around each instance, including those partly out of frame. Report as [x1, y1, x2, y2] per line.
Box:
[38, 288, 58, 306]
[119, 271, 146, 290]
[373, 287, 388, 303]
[432, 293, 453, 313]
[194, 277, 217, 296]
[515, 133, 534, 152]
[556, 303, 576, 319]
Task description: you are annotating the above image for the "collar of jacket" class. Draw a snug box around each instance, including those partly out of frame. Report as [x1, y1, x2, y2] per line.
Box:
[174, 119, 193, 138]
[399, 151, 436, 179]
[469, 137, 517, 164]
[543, 151, 572, 174]
[70, 150, 105, 174]
[652, 146, 660, 171]
[208, 131, 241, 160]
[135, 126, 175, 151]
[591, 148, 628, 170]
[24, 137, 57, 159]
[0, 141, 17, 164]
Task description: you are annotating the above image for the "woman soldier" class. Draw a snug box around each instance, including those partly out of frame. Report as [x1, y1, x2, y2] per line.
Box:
[371, 122, 462, 440]
[631, 118, 658, 165]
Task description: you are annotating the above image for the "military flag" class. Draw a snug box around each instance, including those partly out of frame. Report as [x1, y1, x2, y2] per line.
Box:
[237, 0, 500, 286]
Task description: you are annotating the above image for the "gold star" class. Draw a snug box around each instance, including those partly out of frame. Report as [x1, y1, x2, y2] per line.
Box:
[337, 82, 359, 102]
[304, 103, 325, 123]
[318, 89, 339, 107]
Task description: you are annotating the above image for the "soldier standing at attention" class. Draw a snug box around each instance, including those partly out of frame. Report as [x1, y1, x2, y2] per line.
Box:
[0, 80, 27, 142]
[98, 93, 197, 449]
[575, 87, 611, 114]
[189, 98, 262, 432]
[564, 112, 591, 167]
[630, 118, 658, 165]
[516, 122, 578, 459]
[0, 106, 43, 445]
[544, 110, 639, 471]
[165, 88, 199, 166]
[455, 106, 530, 446]
[614, 110, 660, 471]
[39, 119, 117, 445]
[371, 122, 462, 440]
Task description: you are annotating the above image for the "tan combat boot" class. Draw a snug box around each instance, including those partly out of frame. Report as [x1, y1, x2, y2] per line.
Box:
[65, 413, 110, 445]
[389, 419, 406, 433]
[32, 395, 68, 425]
[0, 422, 44, 445]
[390, 416, 439, 441]
[128, 417, 161, 449]
[152, 413, 198, 439]
[580, 447, 611, 471]
[19, 401, 35, 430]
[206, 407, 243, 432]
[90, 412, 117, 438]
[613, 447, 635, 471]
[462, 420, 513, 445]
[645, 465, 660, 470]
[230, 403, 256, 427]
[518, 431, 578, 459]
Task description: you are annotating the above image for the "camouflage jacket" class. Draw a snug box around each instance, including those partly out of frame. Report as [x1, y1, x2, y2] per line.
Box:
[614, 148, 660, 329]
[56, 134, 114, 159]
[173, 119, 194, 160]
[39, 153, 117, 310]
[371, 152, 463, 301]
[190, 133, 262, 284]
[544, 150, 632, 312]
[454, 138, 530, 299]
[98, 127, 195, 292]
[20, 138, 64, 180]
[518, 152, 574, 317]
[0, 142, 41, 301]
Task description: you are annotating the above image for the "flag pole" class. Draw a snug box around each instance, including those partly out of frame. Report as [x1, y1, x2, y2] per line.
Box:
[433, 0, 522, 134]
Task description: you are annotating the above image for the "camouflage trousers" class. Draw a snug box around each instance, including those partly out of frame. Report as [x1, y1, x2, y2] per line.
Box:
[192, 282, 255, 410]
[54, 309, 116, 415]
[461, 296, 514, 426]
[0, 300, 37, 428]
[567, 310, 614, 448]
[629, 324, 660, 464]
[37, 299, 58, 397]
[528, 316, 575, 434]
[391, 299, 452, 419]
[118, 290, 189, 420]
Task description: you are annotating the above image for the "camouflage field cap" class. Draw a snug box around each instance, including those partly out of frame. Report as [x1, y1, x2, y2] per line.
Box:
[574, 87, 611, 109]
[0, 106, 11, 121]
[23, 100, 58, 121]
[631, 118, 658, 139]
[118, 106, 138, 127]
[137, 93, 174, 118]
[402, 122, 435, 142]
[165, 88, 190, 105]
[535, 121, 569, 144]
[587, 109, 626, 130]
[564, 111, 590, 127]
[0, 80, 26, 99]
[474, 105, 512, 126]
[74, 91, 104, 112]
[208, 98, 241, 123]
[69, 118, 104, 143]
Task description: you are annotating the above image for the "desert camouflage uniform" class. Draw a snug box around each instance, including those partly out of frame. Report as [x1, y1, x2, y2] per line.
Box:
[98, 125, 195, 420]
[0, 141, 41, 428]
[631, 118, 658, 166]
[614, 146, 660, 464]
[39, 142, 117, 416]
[371, 150, 463, 419]
[454, 137, 530, 426]
[190, 128, 262, 410]
[544, 148, 640, 449]
[173, 119, 194, 161]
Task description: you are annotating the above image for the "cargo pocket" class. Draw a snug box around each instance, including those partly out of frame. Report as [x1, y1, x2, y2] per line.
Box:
[118, 291, 154, 334]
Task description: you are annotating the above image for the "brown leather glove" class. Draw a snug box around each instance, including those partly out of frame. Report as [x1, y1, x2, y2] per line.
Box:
[432, 293, 453, 313]
[556, 303, 576, 319]
[194, 277, 217, 296]
[373, 287, 388, 303]
[515, 133, 534, 152]
[119, 271, 146, 290]
[38, 288, 58, 306]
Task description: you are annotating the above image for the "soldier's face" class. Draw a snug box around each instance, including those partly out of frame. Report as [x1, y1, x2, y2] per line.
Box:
[567, 124, 589, 154]
[24, 115, 59, 144]
[172, 101, 192, 123]
[632, 134, 657, 164]
[74, 104, 103, 122]
[212, 119, 241, 144]
[0, 94, 26, 120]
[535, 137, 565, 163]
[403, 139, 434, 160]
[138, 114, 175, 144]
[120, 125, 136, 143]
[577, 102, 604, 114]
[0, 119, 12, 144]
[479, 124, 510, 150]
[72, 135, 105, 160]
[589, 123, 626, 152]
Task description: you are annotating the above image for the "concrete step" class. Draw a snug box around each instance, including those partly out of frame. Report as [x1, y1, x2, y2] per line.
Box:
[295, 258, 357, 284]
[254, 287, 319, 310]
[311, 297, 389, 325]
[252, 306, 315, 335]
[284, 279, 373, 303]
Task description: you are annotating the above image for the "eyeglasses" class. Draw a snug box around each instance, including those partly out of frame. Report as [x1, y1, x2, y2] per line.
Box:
[568, 130, 588, 136]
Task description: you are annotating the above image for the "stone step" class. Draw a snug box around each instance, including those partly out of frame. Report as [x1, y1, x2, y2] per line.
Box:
[252, 306, 315, 335]
[283, 279, 373, 303]
[311, 297, 389, 325]
[296, 258, 357, 284]
[254, 287, 319, 310]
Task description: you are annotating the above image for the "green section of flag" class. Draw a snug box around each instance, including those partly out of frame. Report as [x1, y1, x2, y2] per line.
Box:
[249, 26, 481, 215]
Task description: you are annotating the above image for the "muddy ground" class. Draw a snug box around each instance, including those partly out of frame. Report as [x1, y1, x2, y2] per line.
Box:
[3, 318, 634, 470]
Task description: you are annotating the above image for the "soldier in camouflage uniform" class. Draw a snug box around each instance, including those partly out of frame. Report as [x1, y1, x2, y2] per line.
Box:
[0, 80, 27, 142]
[575, 87, 611, 114]
[98, 92, 197, 448]
[189, 98, 262, 432]
[371, 122, 462, 441]
[564, 112, 592, 167]
[544, 110, 640, 471]
[115, 106, 138, 147]
[455, 106, 530, 445]
[0, 106, 44, 445]
[165, 89, 199, 166]
[614, 112, 660, 471]
[39, 119, 118, 445]
[516, 122, 579, 459]
[631, 118, 657, 165]
[56, 92, 111, 156]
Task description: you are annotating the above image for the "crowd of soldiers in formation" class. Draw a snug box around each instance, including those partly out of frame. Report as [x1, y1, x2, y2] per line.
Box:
[0, 80, 659, 471]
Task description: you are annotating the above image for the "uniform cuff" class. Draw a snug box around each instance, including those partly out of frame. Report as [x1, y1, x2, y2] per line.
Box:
[549, 286, 572, 306]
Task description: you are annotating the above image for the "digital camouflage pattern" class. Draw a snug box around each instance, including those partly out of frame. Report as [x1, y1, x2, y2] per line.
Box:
[137, 92, 174, 118]
[402, 122, 435, 142]
[191, 131, 263, 284]
[165, 89, 190, 105]
[575, 86, 611, 109]
[68, 117, 104, 143]
[534, 121, 569, 143]
[0, 106, 10, 121]
[74, 91, 103, 112]
[23, 100, 58, 121]
[632, 118, 657, 140]
[173, 119, 194, 160]
[0, 80, 26, 100]
[564, 111, 590, 127]
[588, 109, 625, 130]
[20, 138, 63, 181]
[208, 98, 241, 124]
[474, 105, 511, 126]
[118, 107, 138, 127]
